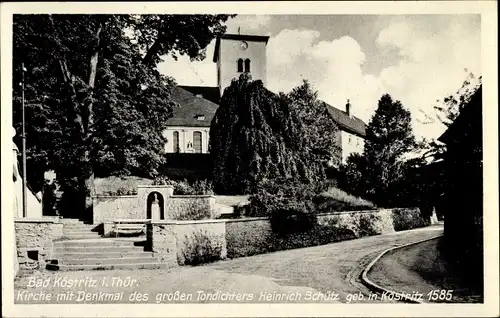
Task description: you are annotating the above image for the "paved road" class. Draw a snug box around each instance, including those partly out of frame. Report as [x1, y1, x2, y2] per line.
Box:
[14, 224, 443, 304]
[207, 224, 444, 303]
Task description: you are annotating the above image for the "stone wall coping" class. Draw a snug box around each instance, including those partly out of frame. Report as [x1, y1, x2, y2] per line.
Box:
[317, 209, 381, 216]
[224, 216, 269, 223]
[15, 218, 59, 224]
[170, 195, 216, 199]
[150, 218, 228, 225]
[92, 195, 137, 199]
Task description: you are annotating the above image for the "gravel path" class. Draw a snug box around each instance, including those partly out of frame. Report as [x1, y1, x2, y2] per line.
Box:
[14, 224, 443, 304]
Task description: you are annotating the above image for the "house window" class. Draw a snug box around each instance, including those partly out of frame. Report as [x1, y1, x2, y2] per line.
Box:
[193, 131, 202, 153]
[348, 136, 352, 144]
[244, 59, 251, 73]
[172, 131, 180, 153]
[237, 59, 244, 72]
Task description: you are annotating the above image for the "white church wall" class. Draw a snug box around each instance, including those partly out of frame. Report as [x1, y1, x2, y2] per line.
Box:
[163, 127, 210, 154]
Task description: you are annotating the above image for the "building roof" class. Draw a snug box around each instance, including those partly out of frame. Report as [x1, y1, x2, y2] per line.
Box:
[213, 34, 270, 62]
[179, 85, 220, 105]
[167, 86, 368, 136]
[322, 102, 367, 137]
[167, 86, 219, 127]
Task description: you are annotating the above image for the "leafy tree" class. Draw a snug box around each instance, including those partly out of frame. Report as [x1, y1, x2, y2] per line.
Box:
[434, 72, 482, 127]
[12, 14, 233, 217]
[285, 80, 341, 168]
[363, 94, 416, 205]
[338, 153, 369, 198]
[210, 75, 339, 194]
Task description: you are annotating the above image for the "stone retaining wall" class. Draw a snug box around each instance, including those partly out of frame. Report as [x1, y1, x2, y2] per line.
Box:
[147, 208, 425, 266]
[15, 218, 63, 271]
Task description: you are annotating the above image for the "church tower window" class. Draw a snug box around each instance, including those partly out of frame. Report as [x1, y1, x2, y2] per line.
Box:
[237, 59, 244, 72]
[244, 59, 251, 73]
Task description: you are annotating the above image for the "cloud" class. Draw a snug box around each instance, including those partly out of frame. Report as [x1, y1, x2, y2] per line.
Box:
[266, 17, 480, 140]
[266, 29, 381, 126]
[225, 15, 272, 34]
[374, 16, 481, 139]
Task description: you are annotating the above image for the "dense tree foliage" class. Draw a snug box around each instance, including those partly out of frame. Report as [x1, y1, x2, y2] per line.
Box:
[339, 94, 416, 206]
[364, 94, 416, 203]
[12, 14, 233, 216]
[210, 75, 340, 194]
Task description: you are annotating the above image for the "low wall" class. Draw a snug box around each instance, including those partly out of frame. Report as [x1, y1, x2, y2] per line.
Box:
[15, 218, 63, 271]
[92, 185, 217, 224]
[148, 208, 426, 265]
[147, 220, 227, 267]
[93, 195, 140, 224]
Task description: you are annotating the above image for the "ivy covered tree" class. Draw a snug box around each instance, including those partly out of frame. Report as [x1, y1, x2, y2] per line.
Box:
[12, 14, 233, 217]
[363, 94, 416, 205]
[210, 75, 339, 194]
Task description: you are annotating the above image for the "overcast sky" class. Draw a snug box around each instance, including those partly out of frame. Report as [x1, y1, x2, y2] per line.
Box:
[157, 14, 481, 141]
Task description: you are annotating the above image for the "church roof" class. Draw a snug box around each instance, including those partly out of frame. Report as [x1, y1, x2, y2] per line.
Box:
[322, 102, 367, 137]
[167, 86, 219, 127]
[213, 34, 270, 62]
[179, 85, 220, 104]
[167, 86, 368, 136]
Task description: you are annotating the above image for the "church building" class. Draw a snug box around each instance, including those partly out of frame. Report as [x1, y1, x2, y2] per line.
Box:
[163, 33, 367, 163]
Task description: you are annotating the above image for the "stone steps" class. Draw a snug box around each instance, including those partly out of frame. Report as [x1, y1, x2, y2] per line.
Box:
[47, 262, 166, 271]
[47, 220, 163, 271]
[61, 256, 158, 266]
[52, 251, 151, 259]
[60, 234, 102, 241]
[54, 245, 146, 253]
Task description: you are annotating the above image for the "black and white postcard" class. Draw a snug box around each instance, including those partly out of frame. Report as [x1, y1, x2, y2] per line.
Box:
[1, 1, 498, 317]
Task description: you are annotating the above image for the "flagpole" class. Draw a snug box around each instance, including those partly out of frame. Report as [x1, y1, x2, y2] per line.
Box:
[21, 62, 27, 218]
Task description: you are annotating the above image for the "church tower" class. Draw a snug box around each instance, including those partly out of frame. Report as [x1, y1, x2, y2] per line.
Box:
[213, 33, 270, 97]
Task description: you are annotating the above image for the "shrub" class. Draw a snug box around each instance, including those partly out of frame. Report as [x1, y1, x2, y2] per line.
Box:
[104, 186, 137, 196]
[181, 231, 224, 265]
[175, 200, 211, 221]
[192, 179, 214, 195]
[152, 176, 214, 195]
[270, 204, 317, 236]
[392, 208, 430, 231]
[358, 213, 383, 237]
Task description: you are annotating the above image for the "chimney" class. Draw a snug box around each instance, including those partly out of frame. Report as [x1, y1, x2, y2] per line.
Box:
[346, 99, 352, 117]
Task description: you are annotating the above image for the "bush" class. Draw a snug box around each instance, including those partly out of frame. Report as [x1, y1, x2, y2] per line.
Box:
[192, 179, 214, 195]
[181, 231, 224, 265]
[392, 208, 430, 231]
[104, 186, 137, 196]
[175, 200, 211, 221]
[152, 176, 214, 195]
[358, 213, 383, 236]
[270, 204, 317, 236]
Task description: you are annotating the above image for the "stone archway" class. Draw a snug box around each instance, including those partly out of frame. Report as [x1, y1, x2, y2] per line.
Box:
[146, 191, 165, 220]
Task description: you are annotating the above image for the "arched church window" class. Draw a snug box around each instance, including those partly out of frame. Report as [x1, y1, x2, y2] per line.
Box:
[237, 59, 243, 72]
[244, 59, 251, 73]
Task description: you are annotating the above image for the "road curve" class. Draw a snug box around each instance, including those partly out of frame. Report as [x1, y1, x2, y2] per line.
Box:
[208, 224, 444, 303]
